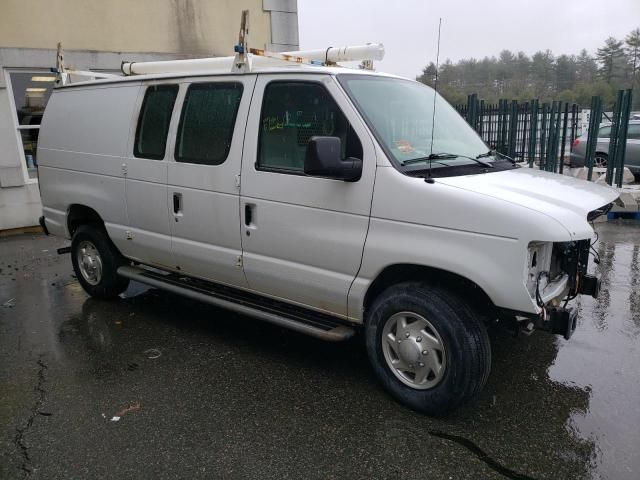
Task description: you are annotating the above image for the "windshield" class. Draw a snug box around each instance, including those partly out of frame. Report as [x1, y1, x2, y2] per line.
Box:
[338, 74, 489, 169]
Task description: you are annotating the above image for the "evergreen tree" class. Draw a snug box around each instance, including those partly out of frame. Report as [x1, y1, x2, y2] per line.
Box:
[496, 50, 516, 93]
[438, 59, 456, 87]
[414, 27, 640, 108]
[626, 28, 640, 83]
[596, 37, 626, 84]
[458, 58, 479, 89]
[416, 62, 438, 87]
[576, 49, 598, 84]
[555, 54, 577, 91]
[530, 50, 555, 96]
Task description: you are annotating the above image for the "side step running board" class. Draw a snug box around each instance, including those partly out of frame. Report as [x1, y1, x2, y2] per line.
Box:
[117, 266, 355, 342]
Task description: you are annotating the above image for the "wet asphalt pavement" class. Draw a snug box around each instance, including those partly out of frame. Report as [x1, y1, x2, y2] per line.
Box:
[1, 221, 639, 479]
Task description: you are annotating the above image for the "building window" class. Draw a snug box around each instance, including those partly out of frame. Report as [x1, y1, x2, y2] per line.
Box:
[6, 71, 56, 180]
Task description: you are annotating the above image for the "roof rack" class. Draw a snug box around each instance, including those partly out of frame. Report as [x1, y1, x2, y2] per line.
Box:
[54, 10, 384, 85]
[53, 42, 120, 86]
[119, 43, 385, 76]
[121, 10, 384, 76]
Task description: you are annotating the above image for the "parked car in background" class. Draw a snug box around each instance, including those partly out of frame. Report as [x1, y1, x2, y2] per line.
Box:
[569, 120, 640, 179]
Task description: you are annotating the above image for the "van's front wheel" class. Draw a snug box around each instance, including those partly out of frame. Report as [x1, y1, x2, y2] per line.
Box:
[365, 282, 491, 416]
[71, 224, 129, 299]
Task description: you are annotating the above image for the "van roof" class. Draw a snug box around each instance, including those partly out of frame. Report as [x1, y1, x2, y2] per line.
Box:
[57, 65, 406, 89]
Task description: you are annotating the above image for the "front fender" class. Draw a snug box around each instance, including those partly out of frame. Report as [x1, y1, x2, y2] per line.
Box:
[348, 218, 535, 321]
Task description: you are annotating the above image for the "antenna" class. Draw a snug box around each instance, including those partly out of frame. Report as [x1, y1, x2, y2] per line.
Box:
[428, 18, 442, 178]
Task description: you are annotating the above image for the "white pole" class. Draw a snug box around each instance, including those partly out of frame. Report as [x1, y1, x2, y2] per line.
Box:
[282, 44, 385, 64]
[121, 43, 385, 76]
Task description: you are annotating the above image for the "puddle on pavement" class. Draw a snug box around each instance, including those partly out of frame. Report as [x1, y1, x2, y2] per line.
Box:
[549, 220, 640, 479]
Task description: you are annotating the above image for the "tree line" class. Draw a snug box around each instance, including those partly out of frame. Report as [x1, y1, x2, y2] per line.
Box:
[416, 28, 640, 109]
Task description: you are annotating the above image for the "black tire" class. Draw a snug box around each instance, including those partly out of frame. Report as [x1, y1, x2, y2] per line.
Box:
[71, 224, 129, 299]
[365, 282, 491, 416]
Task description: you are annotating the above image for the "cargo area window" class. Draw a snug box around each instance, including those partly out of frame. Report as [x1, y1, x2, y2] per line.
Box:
[175, 82, 243, 165]
[257, 81, 362, 173]
[134, 85, 178, 160]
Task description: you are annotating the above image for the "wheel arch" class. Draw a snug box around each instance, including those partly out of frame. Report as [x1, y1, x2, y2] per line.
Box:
[363, 263, 497, 321]
[67, 204, 105, 236]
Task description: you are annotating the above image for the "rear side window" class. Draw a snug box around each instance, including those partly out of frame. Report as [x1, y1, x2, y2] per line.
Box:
[134, 85, 178, 159]
[598, 126, 611, 138]
[175, 82, 243, 165]
[627, 124, 640, 140]
[258, 81, 362, 173]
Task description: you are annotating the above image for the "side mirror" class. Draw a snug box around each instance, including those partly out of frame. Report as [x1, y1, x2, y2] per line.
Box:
[304, 136, 362, 182]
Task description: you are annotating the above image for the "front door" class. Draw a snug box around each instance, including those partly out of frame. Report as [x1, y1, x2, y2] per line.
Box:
[239, 74, 376, 317]
[167, 76, 256, 288]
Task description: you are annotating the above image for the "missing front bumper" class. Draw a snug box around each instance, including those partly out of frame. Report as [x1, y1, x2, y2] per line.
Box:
[543, 306, 579, 340]
[498, 305, 579, 340]
[578, 274, 601, 298]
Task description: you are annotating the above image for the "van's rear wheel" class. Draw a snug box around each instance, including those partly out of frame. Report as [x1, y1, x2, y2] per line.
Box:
[365, 282, 491, 416]
[71, 224, 129, 299]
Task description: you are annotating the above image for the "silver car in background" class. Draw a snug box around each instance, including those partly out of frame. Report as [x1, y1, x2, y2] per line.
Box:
[569, 120, 640, 179]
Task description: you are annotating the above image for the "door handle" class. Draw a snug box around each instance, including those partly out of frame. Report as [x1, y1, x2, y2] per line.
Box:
[173, 193, 182, 215]
[244, 203, 256, 230]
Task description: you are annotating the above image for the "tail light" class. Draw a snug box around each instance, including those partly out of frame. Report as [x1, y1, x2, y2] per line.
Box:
[571, 138, 580, 148]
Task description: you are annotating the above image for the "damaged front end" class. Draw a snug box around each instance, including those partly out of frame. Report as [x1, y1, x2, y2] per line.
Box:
[531, 240, 599, 339]
[504, 204, 610, 339]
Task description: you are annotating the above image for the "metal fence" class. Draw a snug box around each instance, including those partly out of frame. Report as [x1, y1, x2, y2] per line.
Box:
[455, 95, 578, 173]
[602, 90, 633, 187]
[455, 90, 633, 187]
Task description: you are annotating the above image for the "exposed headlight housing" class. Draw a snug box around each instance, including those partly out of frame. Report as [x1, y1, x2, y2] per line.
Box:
[525, 242, 553, 298]
[525, 240, 592, 307]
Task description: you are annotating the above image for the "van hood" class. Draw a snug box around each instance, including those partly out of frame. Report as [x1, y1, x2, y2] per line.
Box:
[436, 167, 619, 238]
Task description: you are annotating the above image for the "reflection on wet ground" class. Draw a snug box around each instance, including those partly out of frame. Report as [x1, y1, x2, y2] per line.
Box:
[0, 220, 639, 479]
[550, 221, 640, 479]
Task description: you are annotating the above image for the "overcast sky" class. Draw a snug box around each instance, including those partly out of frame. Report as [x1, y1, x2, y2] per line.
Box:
[298, 0, 640, 79]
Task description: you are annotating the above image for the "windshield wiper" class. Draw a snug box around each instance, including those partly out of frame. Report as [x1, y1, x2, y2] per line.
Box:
[477, 150, 517, 165]
[402, 152, 494, 168]
[401, 153, 457, 166]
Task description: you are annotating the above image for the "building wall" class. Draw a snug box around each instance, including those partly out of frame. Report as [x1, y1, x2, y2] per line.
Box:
[0, 1, 298, 230]
[0, 0, 298, 55]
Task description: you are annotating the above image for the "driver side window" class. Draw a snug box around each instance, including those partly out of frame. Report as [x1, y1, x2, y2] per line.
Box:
[257, 81, 362, 173]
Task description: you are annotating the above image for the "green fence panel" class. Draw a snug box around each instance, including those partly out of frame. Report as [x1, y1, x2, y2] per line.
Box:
[528, 99, 538, 167]
[559, 102, 569, 174]
[606, 90, 623, 185]
[614, 89, 633, 188]
[585, 96, 602, 181]
[540, 103, 549, 169]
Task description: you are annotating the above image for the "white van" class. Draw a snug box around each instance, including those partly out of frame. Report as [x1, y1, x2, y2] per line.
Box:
[37, 61, 618, 415]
